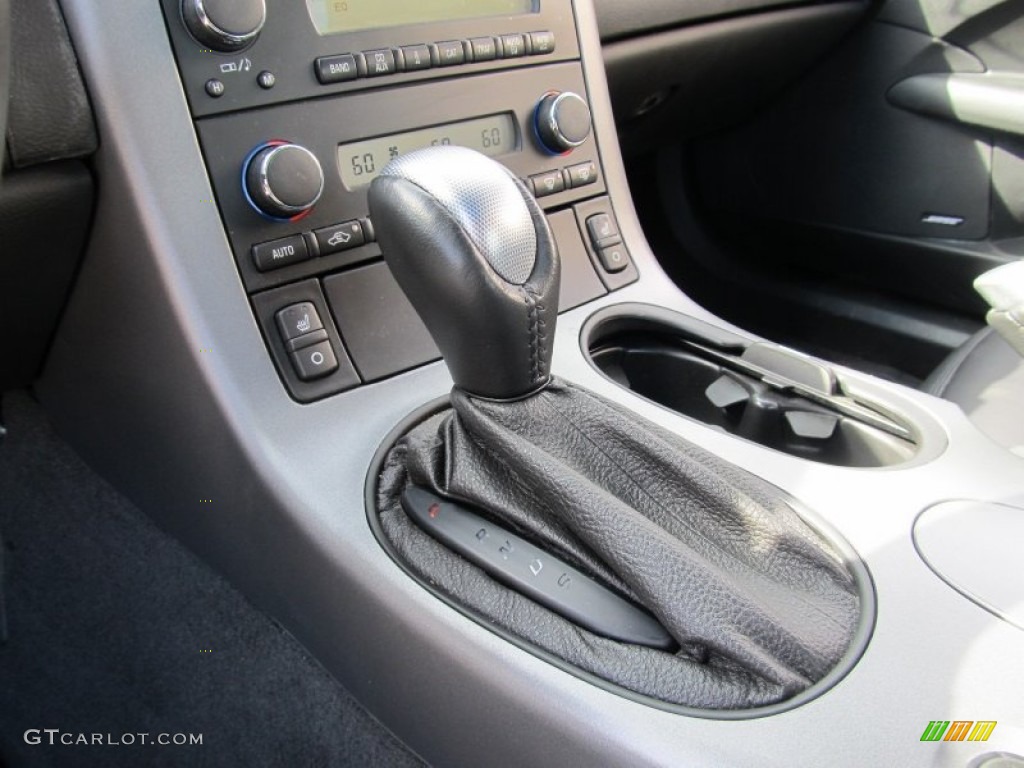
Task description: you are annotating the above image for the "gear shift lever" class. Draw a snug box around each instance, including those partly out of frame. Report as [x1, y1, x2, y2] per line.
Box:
[369, 146, 560, 399]
[370, 146, 861, 709]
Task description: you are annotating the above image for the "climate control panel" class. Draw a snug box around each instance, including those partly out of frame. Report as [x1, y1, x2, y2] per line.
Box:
[197, 63, 608, 294]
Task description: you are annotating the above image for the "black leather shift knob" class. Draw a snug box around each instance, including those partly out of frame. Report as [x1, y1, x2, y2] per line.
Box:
[369, 146, 560, 400]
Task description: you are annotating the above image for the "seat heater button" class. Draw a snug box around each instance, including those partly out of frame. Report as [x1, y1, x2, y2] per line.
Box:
[276, 302, 323, 342]
[586, 213, 620, 248]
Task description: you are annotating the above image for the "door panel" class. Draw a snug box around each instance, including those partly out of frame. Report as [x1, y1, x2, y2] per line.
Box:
[635, 0, 1024, 380]
[696, 22, 993, 242]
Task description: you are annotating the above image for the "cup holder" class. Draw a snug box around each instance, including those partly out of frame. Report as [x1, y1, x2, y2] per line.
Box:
[583, 305, 921, 468]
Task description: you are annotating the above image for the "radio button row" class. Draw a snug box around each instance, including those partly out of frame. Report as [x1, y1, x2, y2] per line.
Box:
[314, 220, 366, 256]
[432, 40, 466, 67]
[400, 44, 431, 71]
[252, 234, 310, 272]
[313, 30, 554, 87]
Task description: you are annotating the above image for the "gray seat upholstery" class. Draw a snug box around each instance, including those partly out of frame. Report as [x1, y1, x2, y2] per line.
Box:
[923, 327, 1024, 457]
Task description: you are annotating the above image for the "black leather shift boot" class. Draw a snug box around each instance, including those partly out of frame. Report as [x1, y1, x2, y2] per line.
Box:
[376, 379, 861, 709]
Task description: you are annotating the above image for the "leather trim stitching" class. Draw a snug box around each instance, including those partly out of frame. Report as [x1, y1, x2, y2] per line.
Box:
[524, 285, 542, 385]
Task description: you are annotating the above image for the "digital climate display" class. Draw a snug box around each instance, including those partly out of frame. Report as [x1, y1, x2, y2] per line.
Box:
[306, 0, 538, 36]
[337, 113, 517, 189]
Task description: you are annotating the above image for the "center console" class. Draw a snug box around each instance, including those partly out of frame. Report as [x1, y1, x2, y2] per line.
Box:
[38, 0, 1024, 765]
[162, 0, 635, 401]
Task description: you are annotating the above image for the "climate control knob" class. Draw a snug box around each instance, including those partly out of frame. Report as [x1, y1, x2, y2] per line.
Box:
[534, 91, 592, 154]
[243, 142, 324, 220]
[181, 0, 266, 53]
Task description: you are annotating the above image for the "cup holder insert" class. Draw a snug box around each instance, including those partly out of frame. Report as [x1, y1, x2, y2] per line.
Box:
[584, 308, 919, 468]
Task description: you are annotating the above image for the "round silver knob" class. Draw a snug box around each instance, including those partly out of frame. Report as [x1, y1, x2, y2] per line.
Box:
[535, 91, 592, 154]
[181, 0, 266, 53]
[244, 142, 324, 220]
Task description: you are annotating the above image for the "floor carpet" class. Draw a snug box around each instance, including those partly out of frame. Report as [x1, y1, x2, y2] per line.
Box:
[0, 391, 425, 768]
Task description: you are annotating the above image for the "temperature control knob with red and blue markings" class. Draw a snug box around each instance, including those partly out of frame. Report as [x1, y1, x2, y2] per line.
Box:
[534, 91, 592, 155]
[242, 141, 324, 221]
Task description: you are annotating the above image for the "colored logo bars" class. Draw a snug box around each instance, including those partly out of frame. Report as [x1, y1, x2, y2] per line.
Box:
[921, 721, 997, 742]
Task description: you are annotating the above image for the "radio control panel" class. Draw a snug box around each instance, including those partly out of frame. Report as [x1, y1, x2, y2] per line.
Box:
[160, 0, 580, 117]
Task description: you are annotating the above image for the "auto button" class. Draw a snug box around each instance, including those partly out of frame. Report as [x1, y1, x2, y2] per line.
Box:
[252, 234, 310, 272]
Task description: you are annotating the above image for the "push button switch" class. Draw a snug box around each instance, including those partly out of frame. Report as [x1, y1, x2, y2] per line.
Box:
[499, 34, 526, 58]
[252, 234, 310, 272]
[469, 37, 497, 61]
[290, 339, 338, 381]
[566, 160, 597, 188]
[585, 211, 632, 274]
[432, 40, 466, 67]
[529, 31, 556, 55]
[314, 220, 365, 256]
[574, 198, 638, 290]
[400, 44, 431, 71]
[315, 54, 357, 84]
[530, 169, 565, 198]
[362, 48, 397, 77]
[598, 243, 630, 273]
[586, 213, 621, 248]
[275, 302, 323, 342]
